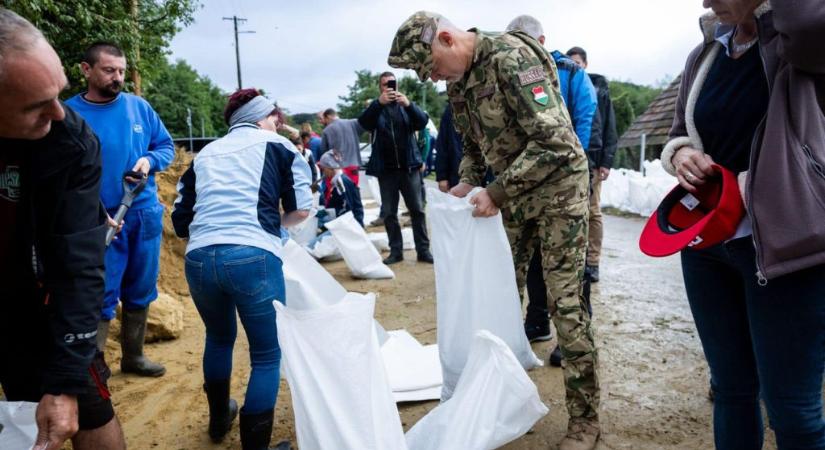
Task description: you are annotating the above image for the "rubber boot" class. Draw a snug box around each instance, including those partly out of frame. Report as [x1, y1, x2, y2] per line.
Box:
[205, 379, 238, 443]
[96, 320, 110, 352]
[240, 409, 292, 450]
[120, 307, 166, 377]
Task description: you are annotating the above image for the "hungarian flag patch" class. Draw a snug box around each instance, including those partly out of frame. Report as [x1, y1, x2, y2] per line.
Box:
[532, 86, 549, 106]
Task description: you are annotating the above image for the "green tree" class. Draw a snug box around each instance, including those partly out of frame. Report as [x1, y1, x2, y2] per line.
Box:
[608, 80, 662, 138]
[608, 80, 663, 170]
[4, 0, 199, 96]
[336, 69, 381, 119]
[143, 59, 227, 138]
[336, 69, 446, 126]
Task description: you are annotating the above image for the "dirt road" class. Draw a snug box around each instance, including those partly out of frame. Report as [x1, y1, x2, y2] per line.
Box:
[106, 207, 779, 449]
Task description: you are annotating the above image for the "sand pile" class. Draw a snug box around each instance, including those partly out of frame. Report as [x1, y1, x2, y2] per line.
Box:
[156, 148, 194, 299]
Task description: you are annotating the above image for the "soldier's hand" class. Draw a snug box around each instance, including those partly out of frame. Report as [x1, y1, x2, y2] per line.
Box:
[449, 182, 474, 198]
[469, 189, 499, 218]
[33, 394, 79, 450]
[438, 180, 450, 193]
[599, 167, 610, 181]
[672, 146, 716, 193]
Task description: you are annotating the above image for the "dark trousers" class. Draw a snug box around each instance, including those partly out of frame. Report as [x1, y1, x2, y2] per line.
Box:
[681, 237, 825, 450]
[525, 247, 592, 326]
[377, 168, 429, 255]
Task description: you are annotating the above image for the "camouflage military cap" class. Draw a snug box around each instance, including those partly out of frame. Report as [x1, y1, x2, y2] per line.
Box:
[388, 11, 441, 82]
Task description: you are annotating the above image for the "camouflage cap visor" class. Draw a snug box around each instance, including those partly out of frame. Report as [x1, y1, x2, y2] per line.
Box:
[388, 13, 438, 81]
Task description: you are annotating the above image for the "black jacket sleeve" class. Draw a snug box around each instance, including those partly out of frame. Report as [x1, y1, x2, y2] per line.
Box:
[171, 161, 197, 238]
[435, 107, 451, 182]
[405, 102, 429, 131]
[600, 93, 619, 169]
[40, 118, 108, 396]
[357, 100, 382, 132]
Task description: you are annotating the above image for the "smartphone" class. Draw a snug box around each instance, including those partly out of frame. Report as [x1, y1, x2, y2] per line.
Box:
[386, 79, 397, 90]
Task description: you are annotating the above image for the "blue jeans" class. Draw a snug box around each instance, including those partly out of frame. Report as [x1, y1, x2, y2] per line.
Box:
[184, 244, 285, 414]
[681, 237, 825, 450]
[102, 203, 164, 320]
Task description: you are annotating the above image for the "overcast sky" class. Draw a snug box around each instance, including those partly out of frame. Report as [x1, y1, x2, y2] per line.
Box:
[169, 0, 708, 114]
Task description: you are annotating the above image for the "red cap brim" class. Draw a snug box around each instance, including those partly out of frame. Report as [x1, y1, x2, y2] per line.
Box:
[639, 209, 715, 257]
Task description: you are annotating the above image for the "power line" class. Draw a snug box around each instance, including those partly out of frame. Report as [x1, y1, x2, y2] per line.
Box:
[222, 16, 255, 90]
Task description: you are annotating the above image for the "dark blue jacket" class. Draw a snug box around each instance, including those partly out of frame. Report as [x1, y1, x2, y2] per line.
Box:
[435, 104, 462, 188]
[319, 174, 364, 227]
[358, 99, 429, 176]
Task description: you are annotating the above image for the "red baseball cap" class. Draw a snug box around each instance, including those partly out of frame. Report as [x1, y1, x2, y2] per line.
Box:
[639, 164, 745, 257]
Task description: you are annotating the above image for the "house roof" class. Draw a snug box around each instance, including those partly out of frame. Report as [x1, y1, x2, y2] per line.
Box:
[617, 74, 682, 148]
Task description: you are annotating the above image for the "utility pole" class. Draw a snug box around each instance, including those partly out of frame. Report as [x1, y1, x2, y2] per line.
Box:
[223, 16, 255, 90]
[186, 107, 194, 152]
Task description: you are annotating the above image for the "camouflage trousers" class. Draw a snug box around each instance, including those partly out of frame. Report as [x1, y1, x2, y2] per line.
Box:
[504, 199, 600, 419]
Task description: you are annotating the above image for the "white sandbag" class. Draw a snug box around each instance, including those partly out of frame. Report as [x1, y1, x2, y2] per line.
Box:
[381, 330, 442, 394]
[325, 212, 394, 279]
[394, 385, 442, 403]
[363, 207, 381, 227]
[286, 214, 318, 246]
[366, 175, 382, 207]
[307, 232, 343, 261]
[600, 168, 630, 209]
[600, 160, 676, 216]
[275, 293, 407, 450]
[405, 331, 549, 450]
[0, 402, 38, 450]
[281, 239, 347, 310]
[368, 228, 415, 252]
[426, 188, 541, 401]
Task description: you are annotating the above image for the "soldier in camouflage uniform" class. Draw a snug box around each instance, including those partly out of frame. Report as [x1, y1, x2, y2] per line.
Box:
[388, 12, 600, 450]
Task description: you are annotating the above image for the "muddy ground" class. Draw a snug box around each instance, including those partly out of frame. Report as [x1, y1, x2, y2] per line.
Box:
[100, 168, 786, 450]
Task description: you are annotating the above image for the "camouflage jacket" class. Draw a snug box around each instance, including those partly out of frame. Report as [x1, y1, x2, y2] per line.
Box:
[448, 30, 589, 220]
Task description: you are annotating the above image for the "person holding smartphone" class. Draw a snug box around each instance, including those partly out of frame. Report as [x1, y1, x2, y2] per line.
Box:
[358, 72, 433, 264]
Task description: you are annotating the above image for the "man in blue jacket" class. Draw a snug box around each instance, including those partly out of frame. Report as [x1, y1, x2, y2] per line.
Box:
[67, 42, 174, 377]
[506, 15, 598, 348]
[359, 72, 433, 264]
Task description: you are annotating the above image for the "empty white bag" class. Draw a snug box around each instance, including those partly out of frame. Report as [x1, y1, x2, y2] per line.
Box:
[325, 212, 394, 279]
[405, 331, 549, 450]
[0, 402, 37, 450]
[281, 239, 347, 310]
[426, 188, 541, 400]
[275, 293, 407, 450]
[368, 228, 415, 252]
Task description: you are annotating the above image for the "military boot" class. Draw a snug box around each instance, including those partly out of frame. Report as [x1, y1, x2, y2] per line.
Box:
[120, 307, 166, 377]
[559, 416, 600, 450]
